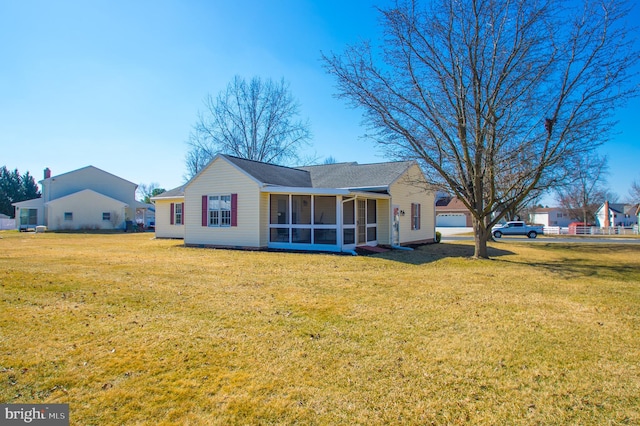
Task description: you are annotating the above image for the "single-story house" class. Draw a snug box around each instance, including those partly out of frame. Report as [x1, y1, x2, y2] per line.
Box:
[12, 166, 153, 231]
[151, 185, 185, 238]
[435, 196, 472, 227]
[595, 201, 639, 227]
[153, 154, 436, 253]
[529, 207, 572, 227]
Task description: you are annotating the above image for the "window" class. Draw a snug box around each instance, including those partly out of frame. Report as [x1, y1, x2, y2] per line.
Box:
[292, 195, 311, 224]
[411, 203, 421, 230]
[64, 212, 73, 221]
[270, 194, 289, 224]
[314, 229, 337, 245]
[343, 228, 355, 245]
[367, 199, 377, 224]
[20, 209, 37, 226]
[314, 196, 336, 224]
[174, 203, 183, 225]
[269, 194, 338, 246]
[343, 199, 355, 225]
[208, 195, 231, 227]
[103, 212, 111, 221]
[202, 194, 237, 227]
[170, 203, 184, 225]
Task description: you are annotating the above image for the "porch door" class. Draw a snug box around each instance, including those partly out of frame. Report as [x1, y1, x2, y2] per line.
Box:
[357, 199, 367, 244]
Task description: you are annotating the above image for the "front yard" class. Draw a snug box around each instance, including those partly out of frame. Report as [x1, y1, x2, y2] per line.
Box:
[1, 231, 639, 424]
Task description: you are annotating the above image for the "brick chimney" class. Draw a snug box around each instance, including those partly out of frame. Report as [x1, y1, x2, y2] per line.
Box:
[603, 200, 610, 227]
[44, 168, 51, 179]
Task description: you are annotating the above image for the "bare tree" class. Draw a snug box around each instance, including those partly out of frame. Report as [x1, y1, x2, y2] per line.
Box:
[628, 179, 640, 204]
[185, 76, 312, 178]
[323, 0, 638, 258]
[137, 183, 165, 203]
[555, 154, 610, 224]
[109, 210, 122, 229]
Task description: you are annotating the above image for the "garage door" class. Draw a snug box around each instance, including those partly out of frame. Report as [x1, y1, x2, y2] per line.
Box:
[436, 213, 466, 227]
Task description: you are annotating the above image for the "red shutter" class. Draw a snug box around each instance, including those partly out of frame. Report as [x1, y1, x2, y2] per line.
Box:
[202, 196, 208, 227]
[231, 193, 238, 227]
[181, 203, 185, 222]
[170, 203, 175, 225]
[417, 203, 421, 230]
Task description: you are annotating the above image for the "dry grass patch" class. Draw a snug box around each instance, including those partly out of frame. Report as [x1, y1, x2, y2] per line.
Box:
[1, 231, 639, 424]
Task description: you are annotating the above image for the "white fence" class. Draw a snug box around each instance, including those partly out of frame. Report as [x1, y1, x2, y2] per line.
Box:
[544, 226, 639, 236]
[0, 219, 16, 230]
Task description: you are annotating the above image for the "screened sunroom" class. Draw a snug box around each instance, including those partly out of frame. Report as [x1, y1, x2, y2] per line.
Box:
[265, 188, 390, 253]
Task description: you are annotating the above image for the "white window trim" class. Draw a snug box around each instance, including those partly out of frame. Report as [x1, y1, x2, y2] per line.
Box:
[174, 203, 183, 225]
[208, 194, 232, 227]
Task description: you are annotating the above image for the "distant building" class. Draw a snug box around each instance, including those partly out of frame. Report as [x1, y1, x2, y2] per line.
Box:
[529, 207, 572, 227]
[595, 201, 639, 227]
[435, 197, 472, 227]
[12, 166, 154, 231]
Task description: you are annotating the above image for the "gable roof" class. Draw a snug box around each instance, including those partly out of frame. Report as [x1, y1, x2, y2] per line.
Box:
[41, 165, 137, 187]
[603, 203, 640, 215]
[187, 154, 420, 192]
[12, 197, 45, 208]
[223, 155, 312, 187]
[435, 197, 470, 211]
[299, 161, 415, 189]
[151, 185, 185, 200]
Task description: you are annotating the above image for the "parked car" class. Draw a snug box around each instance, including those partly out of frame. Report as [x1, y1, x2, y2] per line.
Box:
[492, 221, 544, 239]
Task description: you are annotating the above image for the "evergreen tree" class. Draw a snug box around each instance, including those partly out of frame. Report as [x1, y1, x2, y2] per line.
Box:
[0, 166, 41, 217]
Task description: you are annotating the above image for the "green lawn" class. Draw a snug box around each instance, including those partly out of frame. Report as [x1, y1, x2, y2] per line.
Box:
[1, 231, 639, 425]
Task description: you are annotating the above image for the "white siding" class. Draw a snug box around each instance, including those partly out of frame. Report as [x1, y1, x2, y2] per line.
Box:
[47, 190, 126, 230]
[154, 199, 185, 239]
[389, 164, 435, 244]
[184, 157, 263, 248]
[13, 198, 45, 229]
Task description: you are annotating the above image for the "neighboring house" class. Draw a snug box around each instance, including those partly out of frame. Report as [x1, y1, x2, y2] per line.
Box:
[529, 207, 572, 227]
[151, 185, 185, 238]
[435, 197, 472, 227]
[595, 201, 640, 227]
[153, 154, 435, 253]
[12, 166, 153, 231]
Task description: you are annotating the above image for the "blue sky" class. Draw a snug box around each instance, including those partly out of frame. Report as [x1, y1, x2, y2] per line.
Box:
[1, 0, 638, 202]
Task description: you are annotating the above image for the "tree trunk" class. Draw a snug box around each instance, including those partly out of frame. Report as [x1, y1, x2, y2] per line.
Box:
[472, 218, 491, 259]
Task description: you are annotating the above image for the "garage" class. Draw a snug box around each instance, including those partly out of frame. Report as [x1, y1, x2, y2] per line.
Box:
[436, 213, 467, 227]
